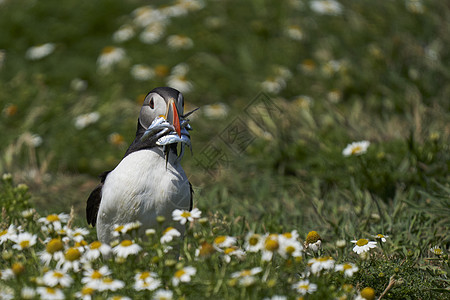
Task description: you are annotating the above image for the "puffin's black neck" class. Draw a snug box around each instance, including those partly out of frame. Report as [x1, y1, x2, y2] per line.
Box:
[122, 120, 176, 158]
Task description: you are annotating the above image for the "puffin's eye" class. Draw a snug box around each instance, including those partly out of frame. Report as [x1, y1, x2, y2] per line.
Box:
[149, 97, 154, 109]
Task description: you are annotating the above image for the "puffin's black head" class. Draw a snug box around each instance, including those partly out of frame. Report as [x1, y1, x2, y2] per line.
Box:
[139, 87, 184, 137]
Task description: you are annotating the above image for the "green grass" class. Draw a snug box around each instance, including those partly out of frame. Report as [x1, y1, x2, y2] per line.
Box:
[0, 0, 449, 299]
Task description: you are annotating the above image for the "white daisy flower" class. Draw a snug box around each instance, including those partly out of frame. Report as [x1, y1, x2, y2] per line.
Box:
[231, 267, 262, 287]
[85, 240, 111, 260]
[21, 208, 35, 218]
[70, 78, 88, 92]
[203, 103, 229, 119]
[56, 247, 83, 272]
[131, 64, 155, 81]
[335, 262, 359, 277]
[342, 141, 370, 157]
[82, 266, 112, 287]
[351, 239, 377, 254]
[430, 246, 443, 256]
[244, 232, 264, 252]
[0, 268, 14, 280]
[36, 287, 65, 300]
[113, 240, 142, 258]
[292, 279, 318, 295]
[38, 213, 70, 231]
[42, 269, 73, 287]
[286, 25, 303, 40]
[12, 232, 37, 250]
[97, 46, 126, 72]
[25, 43, 55, 60]
[97, 277, 125, 292]
[74, 112, 100, 130]
[134, 271, 161, 291]
[172, 208, 201, 225]
[0, 224, 17, 245]
[213, 235, 236, 249]
[112, 24, 135, 43]
[153, 289, 173, 300]
[0, 49, 5, 70]
[107, 296, 131, 300]
[310, 0, 343, 16]
[167, 74, 193, 93]
[167, 35, 194, 50]
[172, 266, 196, 286]
[39, 238, 65, 265]
[20, 287, 36, 299]
[308, 256, 335, 274]
[112, 221, 142, 237]
[261, 234, 280, 261]
[261, 77, 286, 94]
[66, 227, 90, 243]
[74, 286, 95, 300]
[222, 247, 246, 263]
[264, 296, 287, 300]
[278, 235, 303, 259]
[160, 227, 181, 243]
[139, 22, 166, 44]
[373, 233, 389, 243]
[132, 6, 166, 28]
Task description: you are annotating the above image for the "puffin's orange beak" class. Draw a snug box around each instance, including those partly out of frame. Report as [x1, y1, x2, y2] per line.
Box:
[166, 98, 181, 137]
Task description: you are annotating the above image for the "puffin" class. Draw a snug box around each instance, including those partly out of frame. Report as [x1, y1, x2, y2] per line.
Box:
[86, 87, 195, 244]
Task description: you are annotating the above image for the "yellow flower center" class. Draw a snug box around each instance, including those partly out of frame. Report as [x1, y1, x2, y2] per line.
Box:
[114, 225, 124, 232]
[81, 287, 94, 295]
[19, 240, 30, 248]
[356, 239, 369, 246]
[316, 256, 333, 262]
[175, 269, 186, 278]
[240, 270, 252, 277]
[198, 242, 215, 256]
[65, 247, 81, 261]
[102, 46, 116, 54]
[282, 232, 292, 239]
[224, 247, 235, 255]
[299, 284, 309, 290]
[248, 235, 260, 246]
[264, 239, 279, 252]
[360, 287, 375, 300]
[139, 272, 150, 280]
[90, 241, 102, 250]
[12, 262, 25, 275]
[306, 231, 321, 244]
[46, 287, 56, 295]
[155, 65, 169, 77]
[53, 271, 64, 278]
[343, 264, 353, 270]
[120, 240, 133, 247]
[180, 211, 191, 218]
[46, 239, 64, 254]
[46, 214, 60, 222]
[214, 236, 226, 245]
[103, 277, 113, 283]
[0, 230, 7, 236]
[163, 227, 175, 235]
[91, 270, 103, 279]
[75, 240, 87, 247]
[285, 246, 295, 254]
[351, 146, 362, 154]
[376, 234, 384, 238]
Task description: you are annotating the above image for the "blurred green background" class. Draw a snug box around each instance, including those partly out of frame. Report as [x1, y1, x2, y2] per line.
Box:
[0, 0, 448, 236]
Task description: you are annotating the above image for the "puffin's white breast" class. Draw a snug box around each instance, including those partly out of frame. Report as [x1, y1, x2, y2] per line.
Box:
[97, 148, 190, 243]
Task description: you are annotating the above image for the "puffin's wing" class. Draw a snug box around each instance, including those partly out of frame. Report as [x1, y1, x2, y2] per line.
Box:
[189, 181, 194, 211]
[86, 171, 110, 226]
